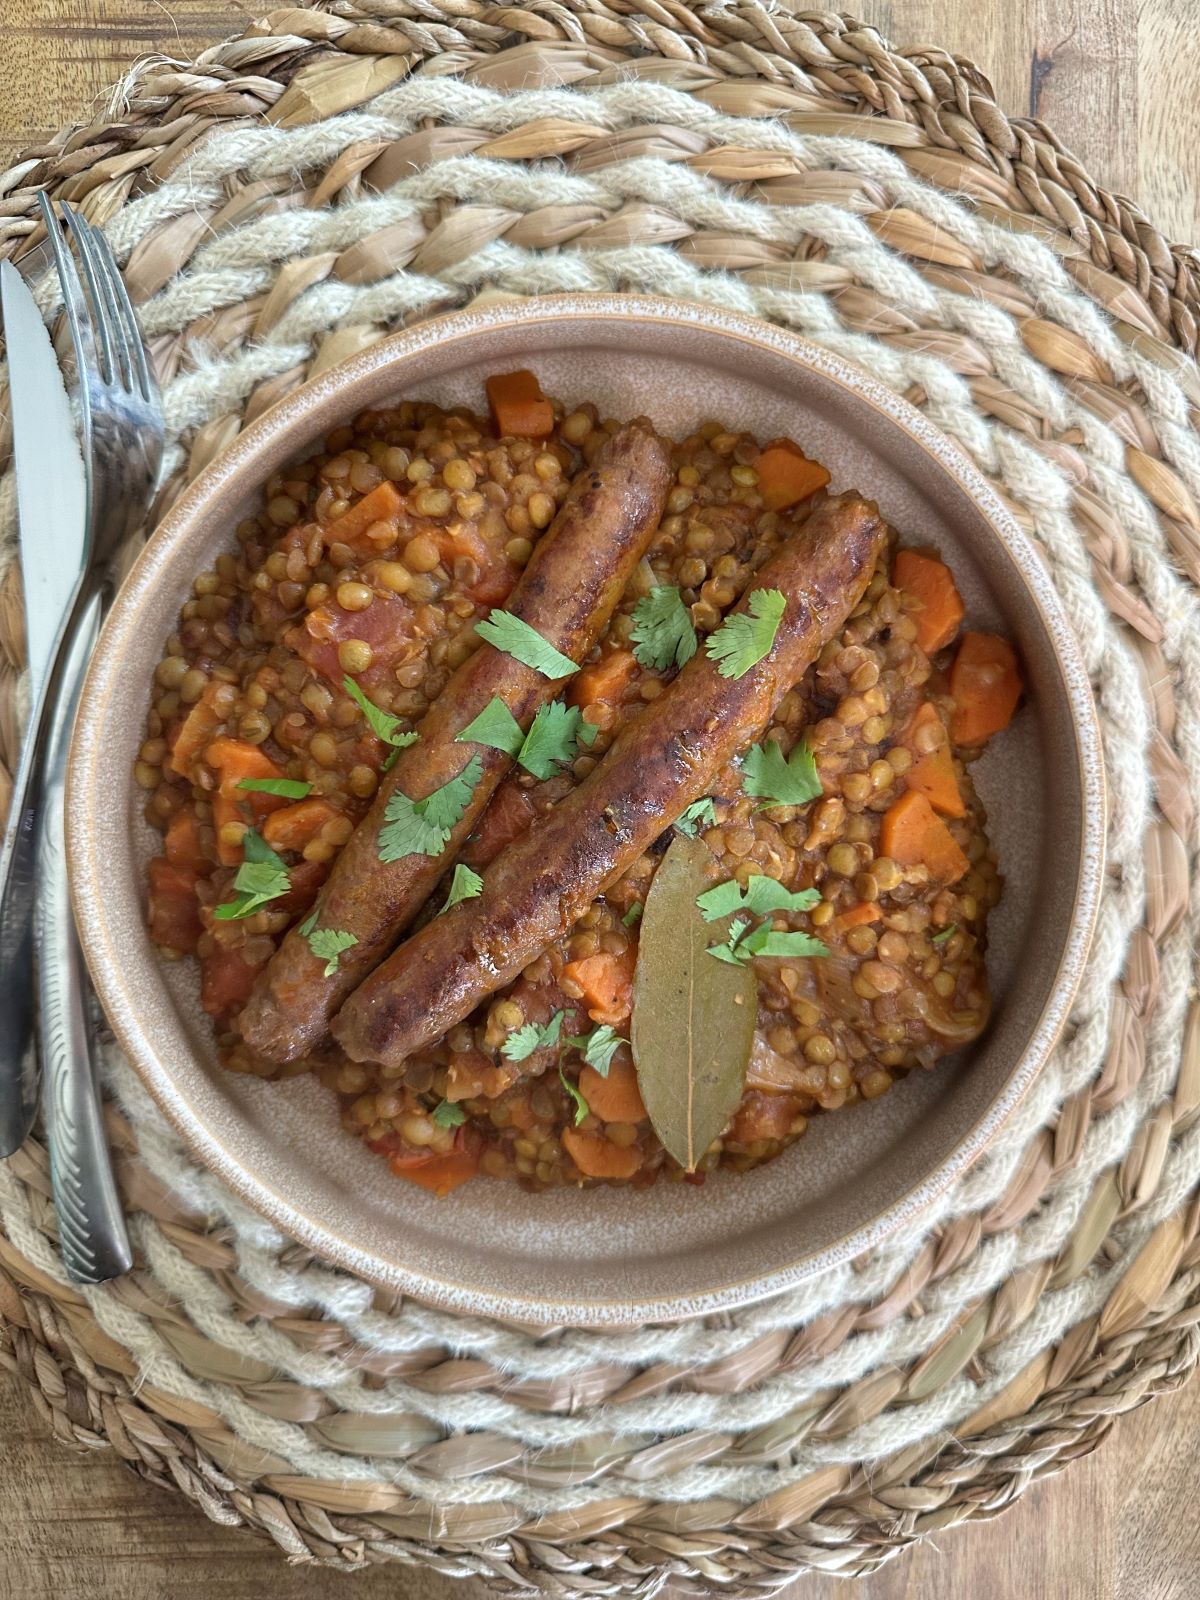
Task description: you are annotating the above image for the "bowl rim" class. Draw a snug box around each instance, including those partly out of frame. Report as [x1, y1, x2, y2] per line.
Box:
[68, 293, 1106, 1326]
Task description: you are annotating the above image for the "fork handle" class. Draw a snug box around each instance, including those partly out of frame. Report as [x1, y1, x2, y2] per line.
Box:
[34, 593, 132, 1283]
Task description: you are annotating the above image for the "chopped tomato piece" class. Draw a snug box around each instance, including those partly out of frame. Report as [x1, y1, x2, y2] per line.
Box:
[200, 946, 264, 1022]
[164, 807, 206, 876]
[146, 858, 202, 953]
[287, 587, 417, 696]
[432, 523, 516, 608]
[460, 780, 536, 870]
[168, 680, 228, 777]
[729, 1090, 798, 1143]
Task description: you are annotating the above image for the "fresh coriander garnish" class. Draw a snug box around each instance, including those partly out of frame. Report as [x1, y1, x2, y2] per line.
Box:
[236, 776, 311, 799]
[432, 1099, 466, 1128]
[307, 927, 358, 976]
[931, 924, 956, 945]
[675, 797, 716, 837]
[569, 1023, 626, 1078]
[342, 676, 419, 770]
[622, 901, 643, 927]
[439, 862, 483, 915]
[457, 697, 524, 757]
[457, 696, 589, 779]
[475, 610, 577, 679]
[518, 701, 588, 779]
[501, 1009, 565, 1063]
[378, 754, 483, 862]
[706, 588, 786, 679]
[696, 876, 821, 921]
[630, 585, 698, 671]
[559, 1064, 589, 1126]
[705, 910, 828, 966]
[741, 736, 821, 808]
[212, 829, 290, 921]
[298, 905, 319, 938]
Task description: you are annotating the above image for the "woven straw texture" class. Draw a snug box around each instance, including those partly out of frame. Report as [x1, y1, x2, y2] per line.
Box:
[2, 4, 1200, 1591]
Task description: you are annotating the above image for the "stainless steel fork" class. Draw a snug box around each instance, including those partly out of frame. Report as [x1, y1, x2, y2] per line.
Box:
[31, 198, 164, 1282]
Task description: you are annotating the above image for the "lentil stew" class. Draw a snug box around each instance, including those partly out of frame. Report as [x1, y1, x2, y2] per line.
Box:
[139, 373, 1022, 1194]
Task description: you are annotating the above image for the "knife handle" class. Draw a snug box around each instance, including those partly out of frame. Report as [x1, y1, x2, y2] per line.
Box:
[33, 596, 132, 1284]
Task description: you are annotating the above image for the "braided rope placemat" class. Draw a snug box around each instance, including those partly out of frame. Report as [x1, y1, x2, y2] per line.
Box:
[2, 5, 1199, 1591]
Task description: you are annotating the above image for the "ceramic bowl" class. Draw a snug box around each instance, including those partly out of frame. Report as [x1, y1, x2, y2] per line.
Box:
[68, 295, 1105, 1327]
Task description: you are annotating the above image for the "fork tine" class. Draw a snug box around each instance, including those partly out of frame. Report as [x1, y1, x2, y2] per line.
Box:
[61, 202, 122, 391]
[37, 193, 95, 443]
[85, 220, 156, 405]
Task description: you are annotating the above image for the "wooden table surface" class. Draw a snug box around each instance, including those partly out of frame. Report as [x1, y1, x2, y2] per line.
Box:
[2, 4, 1199, 1597]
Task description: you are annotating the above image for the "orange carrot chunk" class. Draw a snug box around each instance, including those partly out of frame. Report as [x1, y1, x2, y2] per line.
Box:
[879, 790, 969, 884]
[323, 480, 404, 549]
[389, 1143, 481, 1197]
[834, 900, 882, 933]
[262, 797, 341, 853]
[562, 947, 637, 1027]
[147, 858, 202, 953]
[164, 807, 206, 876]
[486, 369, 554, 439]
[568, 647, 639, 709]
[168, 680, 228, 776]
[893, 549, 964, 655]
[562, 1126, 643, 1180]
[903, 704, 964, 818]
[950, 631, 1022, 745]
[729, 1090, 797, 1144]
[580, 1056, 645, 1124]
[756, 438, 831, 511]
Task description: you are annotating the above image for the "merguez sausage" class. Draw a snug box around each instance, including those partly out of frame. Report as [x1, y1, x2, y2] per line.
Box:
[237, 423, 672, 1062]
[331, 493, 889, 1071]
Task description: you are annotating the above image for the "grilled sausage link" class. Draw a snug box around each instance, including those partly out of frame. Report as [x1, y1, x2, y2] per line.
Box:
[237, 423, 672, 1062]
[331, 493, 888, 1070]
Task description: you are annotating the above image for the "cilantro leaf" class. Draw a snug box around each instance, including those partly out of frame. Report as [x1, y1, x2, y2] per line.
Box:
[342, 676, 419, 763]
[307, 927, 358, 976]
[501, 1009, 565, 1063]
[569, 1024, 626, 1078]
[675, 797, 716, 838]
[439, 862, 483, 915]
[630, 586, 698, 671]
[559, 1064, 589, 1126]
[740, 925, 829, 960]
[457, 697, 524, 757]
[705, 588, 786, 679]
[432, 1099, 466, 1128]
[931, 924, 956, 945]
[622, 901, 643, 927]
[696, 875, 821, 922]
[298, 905, 319, 937]
[378, 754, 483, 862]
[518, 701, 586, 779]
[475, 610, 577, 679]
[236, 776, 311, 799]
[742, 736, 822, 808]
[212, 829, 290, 920]
[707, 915, 751, 965]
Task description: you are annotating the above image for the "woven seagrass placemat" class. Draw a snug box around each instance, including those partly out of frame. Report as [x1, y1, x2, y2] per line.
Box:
[2, 5, 1199, 1592]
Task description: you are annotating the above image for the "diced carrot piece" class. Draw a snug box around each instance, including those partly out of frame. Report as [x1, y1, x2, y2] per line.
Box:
[756, 438, 831, 511]
[433, 522, 517, 608]
[893, 549, 965, 655]
[205, 739, 290, 864]
[903, 705, 964, 817]
[206, 737, 284, 786]
[950, 631, 1023, 745]
[389, 1138, 481, 1196]
[879, 790, 968, 884]
[569, 647, 639, 708]
[486, 369, 554, 439]
[562, 947, 637, 1027]
[461, 780, 536, 870]
[834, 900, 881, 933]
[211, 788, 245, 867]
[580, 1056, 645, 1124]
[168, 680, 228, 776]
[146, 858, 202, 953]
[199, 947, 264, 1021]
[561, 1126, 643, 1180]
[164, 807, 206, 876]
[262, 798, 341, 853]
[729, 1090, 797, 1143]
[323, 480, 404, 551]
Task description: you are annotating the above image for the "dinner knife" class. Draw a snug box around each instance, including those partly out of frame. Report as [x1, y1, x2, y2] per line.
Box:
[0, 259, 89, 1157]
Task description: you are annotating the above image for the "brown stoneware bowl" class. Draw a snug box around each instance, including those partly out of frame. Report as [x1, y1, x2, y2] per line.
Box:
[68, 295, 1105, 1326]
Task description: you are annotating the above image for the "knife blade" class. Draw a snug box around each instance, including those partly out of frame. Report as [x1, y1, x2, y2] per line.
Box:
[0, 260, 87, 698]
[0, 259, 89, 1155]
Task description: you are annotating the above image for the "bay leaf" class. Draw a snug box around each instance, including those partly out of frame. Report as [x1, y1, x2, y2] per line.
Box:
[631, 835, 757, 1171]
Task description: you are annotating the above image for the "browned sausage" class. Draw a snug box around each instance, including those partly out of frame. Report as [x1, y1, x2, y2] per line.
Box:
[237, 424, 672, 1062]
[331, 493, 888, 1070]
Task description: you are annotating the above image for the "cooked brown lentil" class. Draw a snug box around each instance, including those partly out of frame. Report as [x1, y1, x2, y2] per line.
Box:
[141, 391, 1009, 1196]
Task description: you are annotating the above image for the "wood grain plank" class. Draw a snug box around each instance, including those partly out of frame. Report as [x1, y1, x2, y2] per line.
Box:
[2, 3, 1199, 1597]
